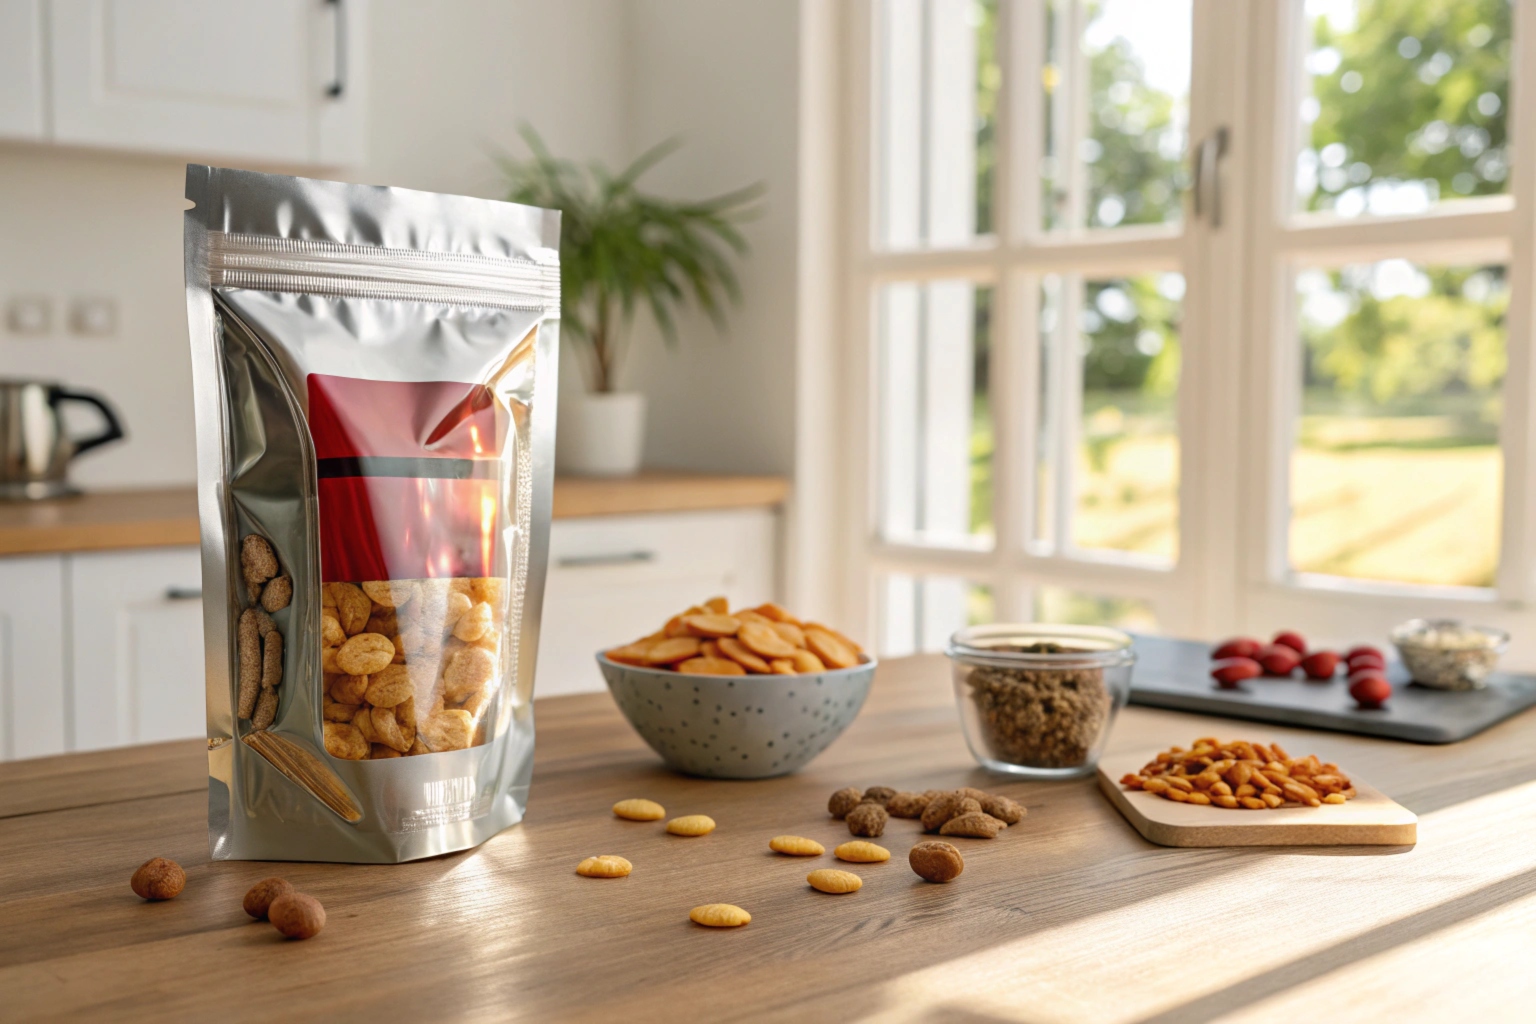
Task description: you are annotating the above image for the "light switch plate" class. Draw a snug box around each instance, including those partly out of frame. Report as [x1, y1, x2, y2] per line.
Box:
[68, 296, 117, 337]
[5, 295, 52, 335]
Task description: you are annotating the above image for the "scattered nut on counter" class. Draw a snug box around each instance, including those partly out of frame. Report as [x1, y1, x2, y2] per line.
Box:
[846, 802, 889, 838]
[268, 892, 326, 939]
[613, 798, 666, 821]
[834, 841, 890, 863]
[1121, 737, 1358, 809]
[807, 868, 863, 894]
[576, 855, 633, 878]
[909, 841, 965, 883]
[827, 787, 863, 819]
[769, 835, 825, 856]
[243, 877, 295, 919]
[130, 857, 186, 901]
[665, 814, 716, 837]
[690, 903, 751, 927]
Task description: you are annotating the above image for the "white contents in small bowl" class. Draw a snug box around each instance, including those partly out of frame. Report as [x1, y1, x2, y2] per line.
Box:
[1390, 618, 1507, 691]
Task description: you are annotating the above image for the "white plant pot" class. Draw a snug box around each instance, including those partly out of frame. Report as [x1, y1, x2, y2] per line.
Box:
[557, 391, 647, 477]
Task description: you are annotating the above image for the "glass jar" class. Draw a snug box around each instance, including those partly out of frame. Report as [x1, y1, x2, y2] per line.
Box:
[946, 624, 1136, 778]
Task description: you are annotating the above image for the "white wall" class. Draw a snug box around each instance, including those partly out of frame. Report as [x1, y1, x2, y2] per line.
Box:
[0, 0, 631, 489]
[621, 0, 801, 476]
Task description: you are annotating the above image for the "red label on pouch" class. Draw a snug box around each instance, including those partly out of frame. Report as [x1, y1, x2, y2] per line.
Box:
[307, 375, 502, 582]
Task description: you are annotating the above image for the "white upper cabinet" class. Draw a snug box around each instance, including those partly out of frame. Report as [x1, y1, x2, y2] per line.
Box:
[46, 0, 365, 166]
[0, 0, 46, 140]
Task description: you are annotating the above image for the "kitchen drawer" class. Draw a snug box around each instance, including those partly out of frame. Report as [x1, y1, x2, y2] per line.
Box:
[0, 555, 67, 760]
[68, 547, 205, 752]
[534, 508, 778, 697]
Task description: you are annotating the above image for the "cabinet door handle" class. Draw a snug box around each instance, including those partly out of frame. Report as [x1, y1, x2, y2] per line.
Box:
[324, 0, 347, 98]
[164, 586, 203, 601]
[557, 551, 656, 569]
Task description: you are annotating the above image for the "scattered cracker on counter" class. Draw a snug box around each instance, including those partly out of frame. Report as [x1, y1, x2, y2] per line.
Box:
[1121, 737, 1358, 809]
[604, 597, 864, 676]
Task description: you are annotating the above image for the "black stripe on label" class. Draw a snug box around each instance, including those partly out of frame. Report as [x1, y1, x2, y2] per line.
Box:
[316, 456, 501, 480]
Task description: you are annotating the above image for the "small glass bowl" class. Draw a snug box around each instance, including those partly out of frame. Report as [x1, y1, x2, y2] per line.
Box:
[1390, 618, 1508, 691]
[945, 624, 1136, 779]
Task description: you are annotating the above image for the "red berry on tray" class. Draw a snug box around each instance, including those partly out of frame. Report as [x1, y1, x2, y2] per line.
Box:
[1272, 631, 1308, 655]
[1211, 637, 1262, 660]
[1211, 657, 1262, 688]
[1345, 645, 1382, 662]
[1350, 674, 1392, 709]
[1258, 644, 1301, 676]
[1347, 651, 1386, 672]
[1300, 650, 1340, 680]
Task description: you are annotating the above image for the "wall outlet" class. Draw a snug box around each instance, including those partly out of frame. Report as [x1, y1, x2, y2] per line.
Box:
[5, 295, 53, 336]
[68, 296, 118, 337]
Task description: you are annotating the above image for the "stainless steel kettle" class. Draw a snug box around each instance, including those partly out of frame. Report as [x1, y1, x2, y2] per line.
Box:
[0, 379, 125, 500]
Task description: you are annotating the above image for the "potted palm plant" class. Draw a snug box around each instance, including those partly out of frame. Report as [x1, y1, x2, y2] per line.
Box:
[502, 126, 762, 476]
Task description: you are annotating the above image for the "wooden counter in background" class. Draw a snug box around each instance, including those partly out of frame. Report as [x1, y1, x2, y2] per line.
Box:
[0, 472, 790, 557]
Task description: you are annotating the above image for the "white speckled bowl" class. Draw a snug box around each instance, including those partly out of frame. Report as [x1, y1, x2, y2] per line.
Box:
[597, 653, 878, 779]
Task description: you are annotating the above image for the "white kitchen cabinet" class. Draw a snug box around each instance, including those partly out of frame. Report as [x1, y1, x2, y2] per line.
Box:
[47, 0, 366, 165]
[0, 0, 46, 140]
[534, 508, 779, 698]
[68, 547, 205, 752]
[0, 556, 69, 760]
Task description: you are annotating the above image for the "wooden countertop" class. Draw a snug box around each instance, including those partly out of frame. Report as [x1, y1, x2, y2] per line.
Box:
[0, 472, 789, 557]
[1, 655, 1532, 1022]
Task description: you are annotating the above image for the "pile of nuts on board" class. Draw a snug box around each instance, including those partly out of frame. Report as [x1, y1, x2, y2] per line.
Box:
[237, 535, 290, 732]
[959, 642, 1112, 769]
[129, 857, 326, 940]
[320, 576, 507, 761]
[605, 598, 862, 676]
[573, 783, 1027, 927]
[1120, 737, 1357, 809]
[1209, 632, 1393, 709]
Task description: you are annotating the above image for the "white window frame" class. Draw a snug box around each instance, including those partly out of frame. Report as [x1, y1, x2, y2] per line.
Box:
[825, 0, 1536, 665]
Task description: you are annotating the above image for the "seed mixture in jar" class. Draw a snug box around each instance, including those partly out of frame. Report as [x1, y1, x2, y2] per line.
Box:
[961, 642, 1112, 769]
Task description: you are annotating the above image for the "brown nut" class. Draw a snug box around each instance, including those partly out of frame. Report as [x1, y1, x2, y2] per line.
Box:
[240, 535, 278, 585]
[862, 786, 898, 805]
[827, 786, 863, 819]
[251, 687, 279, 732]
[846, 802, 888, 838]
[939, 812, 1005, 839]
[329, 672, 369, 706]
[268, 892, 325, 939]
[130, 857, 186, 901]
[886, 792, 932, 818]
[979, 793, 1026, 825]
[443, 645, 496, 702]
[259, 575, 292, 613]
[237, 608, 262, 720]
[920, 791, 965, 832]
[909, 840, 964, 882]
[261, 628, 283, 690]
[243, 877, 295, 919]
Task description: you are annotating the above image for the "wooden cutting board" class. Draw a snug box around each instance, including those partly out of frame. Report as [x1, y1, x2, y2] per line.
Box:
[1096, 752, 1417, 847]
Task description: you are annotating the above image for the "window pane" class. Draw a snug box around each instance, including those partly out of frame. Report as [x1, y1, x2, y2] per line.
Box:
[879, 575, 994, 656]
[1067, 273, 1182, 562]
[1297, 0, 1511, 216]
[1291, 261, 1505, 587]
[876, 0, 999, 248]
[1034, 587, 1157, 632]
[878, 282, 994, 547]
[1042, 0, 1192, 232]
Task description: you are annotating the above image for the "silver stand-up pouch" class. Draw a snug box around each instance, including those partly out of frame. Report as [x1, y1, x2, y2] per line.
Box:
[185, 165, 559, 862]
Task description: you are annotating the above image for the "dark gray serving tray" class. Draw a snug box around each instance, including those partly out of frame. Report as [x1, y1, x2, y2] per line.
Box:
[1128, 635, 1536, 744]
